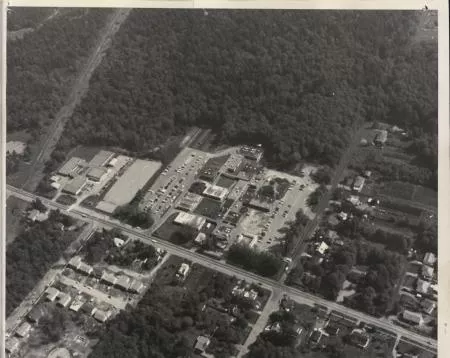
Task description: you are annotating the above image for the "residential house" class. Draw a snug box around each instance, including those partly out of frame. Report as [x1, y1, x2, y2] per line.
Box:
[421, 299, 436, 315]
[421, 265, 434, 281]
[56, 292, 72, 308]
[27, 306, 45, 323]
[129, 279, 145, 294]
[325, 323, 341, 336]
[116, 275, 131, 291]
[68, 256, 82, 270]
[177, 263, 190, 280]
[28, 209, 49, 222]
[316, 241, 329, 255]
[338, 211, 348, 221]
[194, 335, 211, 354]
[350, 329, 370, 349]
[78, 262, 93, 276]
[45, 287, 60, 302]
[310, 329, 328, 344]
[402, 310, 424, 326]
[353, 176, 366, 192]
[69, 297, 85, 313]
[15, 322, 32, 338]
[5, 337, 20, 354]
[101, 271, 117, 286]
[423, 252, 437, 267]
[416, 279, 431, 295]
[265, 322, 282, 333]
[94, 309, 111, 323]
[81, 302, 97, 316]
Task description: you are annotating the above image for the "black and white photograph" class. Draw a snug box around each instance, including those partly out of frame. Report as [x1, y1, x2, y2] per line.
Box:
[2, 3, 446, 358]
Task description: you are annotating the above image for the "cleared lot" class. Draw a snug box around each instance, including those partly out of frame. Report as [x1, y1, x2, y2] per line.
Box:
[99, 159, 161, 212]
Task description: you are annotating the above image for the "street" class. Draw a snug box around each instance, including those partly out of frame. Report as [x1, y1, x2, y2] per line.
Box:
[5, 185, 437, 353]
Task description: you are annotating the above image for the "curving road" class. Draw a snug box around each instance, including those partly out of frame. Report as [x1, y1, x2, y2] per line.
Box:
[6, 184, 437, 354]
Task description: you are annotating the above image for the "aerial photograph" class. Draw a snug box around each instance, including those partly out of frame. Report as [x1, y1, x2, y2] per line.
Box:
[5, 7, 438, 358]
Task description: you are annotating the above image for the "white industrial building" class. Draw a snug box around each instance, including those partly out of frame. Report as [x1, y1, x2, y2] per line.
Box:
[202, 184, 229, 201]
[173, 212, 206, 231]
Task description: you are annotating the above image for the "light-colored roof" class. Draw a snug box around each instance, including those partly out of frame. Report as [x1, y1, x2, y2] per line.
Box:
[116, 275, 131, 289]
[194, 232, 207, 244]
[5, 337, 20, 352]
[194, 336, 211, 352]
[422, 265, 434, 277]
[353, 176, 366, 188]
[174, 212, 206, 230]
[94, 309, 111, 322]
[114, 237, 125, 247]
[16, 322, 32, 337]
[89, 150, 115, 167]
[417, 279, 431, 294]
[101, 271, 117, 285]
[403, 310, 423, 324]
[78, 262, 93, 275]
[423, 252, 436, 266]
[69, 298, 85, 312]
[58, 157, 86, 176]
[178, 263, 190, 276]
[57, 292, 72, 306]
[129, 279, 144, 293]
[45, 287, 60, 301]
[68, 256, 82, 269]
[316, 241, 329, 255]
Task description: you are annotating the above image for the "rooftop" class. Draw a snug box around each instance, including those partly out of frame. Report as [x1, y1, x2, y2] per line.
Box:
[89, 150, 115, 167]
[87, 166, 108, 180]
[63, 175, 87, 194]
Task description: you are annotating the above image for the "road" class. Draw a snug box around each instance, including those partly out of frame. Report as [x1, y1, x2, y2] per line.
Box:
[5, 185, 437, 352]
[290, 125, 366, 260]
[22, 9, 131, 192]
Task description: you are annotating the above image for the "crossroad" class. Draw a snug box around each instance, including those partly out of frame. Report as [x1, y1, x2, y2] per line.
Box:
[6, 185, 437, 353]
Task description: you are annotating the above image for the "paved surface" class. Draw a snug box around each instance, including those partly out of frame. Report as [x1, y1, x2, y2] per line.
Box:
[237, 290, 283, 357]
[22, 9, 131, 192]
[6, 185, 437, 353]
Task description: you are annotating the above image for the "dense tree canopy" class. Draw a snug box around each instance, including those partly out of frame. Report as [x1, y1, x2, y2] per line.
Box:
[46, 10, 436, 175]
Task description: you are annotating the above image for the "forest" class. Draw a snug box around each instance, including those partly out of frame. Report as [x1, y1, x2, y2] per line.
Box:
[6, 210, 78, 316]
[42, 10, 437, 186]
[7, 9, 112, 136]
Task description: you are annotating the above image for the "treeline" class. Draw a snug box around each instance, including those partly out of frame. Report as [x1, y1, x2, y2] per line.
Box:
[227, 243, 283, 277]
[47, 10, 436, 175]
[113, 190, 154, 228]
[7, 7, 56, 31]
[6, 210, 78, 316]
[287, 241, 405, 316]
[7, 8, 112, 136]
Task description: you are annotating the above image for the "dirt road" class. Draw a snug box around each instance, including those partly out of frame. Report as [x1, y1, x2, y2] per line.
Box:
[22, 8, 131, 192]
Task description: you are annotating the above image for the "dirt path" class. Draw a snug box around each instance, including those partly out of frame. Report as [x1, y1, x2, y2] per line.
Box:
[22, 9, 131, 192]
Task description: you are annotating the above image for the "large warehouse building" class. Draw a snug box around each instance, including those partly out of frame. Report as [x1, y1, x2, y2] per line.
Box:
[89, 150, 115, 167]
[62, 176, 87, 196]
[173, 212, 206, 231]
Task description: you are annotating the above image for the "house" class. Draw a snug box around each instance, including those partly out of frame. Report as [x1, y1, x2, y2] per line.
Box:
[373, 130, 388, 147]
[265, 322, 282, 333]
[68, 256, 82, 270]
[177, 263, 190, 280]
[402, 310, 424, 326]
[325, 323, 341, 336]
[423, 252, 436, 266]
[338, 211, 348, 221]
[113, 237, 125, 248]
[194, 232, 207, 245]
[27, 306, 45, 323]
[316, 241, 329, 255]
[56, 292, 72, 308]
[129, 279, 145, 294]
[81, 302, 97, 316]
[15, 322, 32, 338]
[421, 299, 436, 315]
[28, 209, 49, 222]
[116, 275, 131, 291]
[347, 195, 361, 206]
[280, 295, 295, 312]
[363, 170, 372, 178]
[416, 279, 431, 295]
[94, 309, 111, 323]
[45, 286, 60, 302]
[194, 335, 211, 354]
[421, 265, 434, 280]
[5, 337, 20, 354]
[353, 176, 366, 192]
[101, 271, 117, 286]
[309, 329, 324, 344]
[243, 289, 258, 301]
[350, 329, 370, 349]
[78, 262, 93, 276]
[69, 297, 85, 312]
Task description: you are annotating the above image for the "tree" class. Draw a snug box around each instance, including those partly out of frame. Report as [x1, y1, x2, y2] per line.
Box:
[32, 198, 47, 212]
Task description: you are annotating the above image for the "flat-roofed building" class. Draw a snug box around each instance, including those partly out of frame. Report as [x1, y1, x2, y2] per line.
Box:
[101, 271, 117, 286]
[89, 150, 115, 167]
[202, 184, 229, 201]
[68, 256, 82, 270]
[239, 145, 263, 162]
[116, 275, 131, 291]
[353, 176, 366, 192]
[94, 309, 111, 323]
[16, 322, 32, 338]
[173, 212, 206, 231]
[56, 292, 72, 308]
[176, 192, 203, 212]
[402, 310, 424, 326]
[45, 287, 60, 302]
[58, 157, 87, 177]
[86, 167, 108, 182]
[62, 175, 87, 196]
[129, 279, 145, 294]
[316, 241, 329, 255]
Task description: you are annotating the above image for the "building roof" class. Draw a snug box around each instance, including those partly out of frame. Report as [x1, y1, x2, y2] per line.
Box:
[28, 306, 45, 322]
[316, 241, 329, 255]
[403, 310, 423, 324]
[57, 292, 72, 307]
[421, 299, 436, 314]
[107, 157, 118, 167]
[239, 145, 263, 160]
[422, 265, 434, 278]
[78, 262, 93, 275]
[69, 297, 85, 312]
[423, 252, 436, 266]
[87, 166, 108, 180]
[178, 263, 190, 276]
[101, 271, 117, 285]
[5, 337, 20, 353]
[194, 336, 211, 353]
[203, 184, 229, 200]
[129, 279, 144, 293]
[173, 212, 206, 230]
[310, 329, 323, 343]
[58, 157, 86, 176]
[116, 275, 131, 290]
[353, 176, 366, 189]
[81, 302, 97, 315]
[350, 329, 370, 347]
[63, 175, 87, 195]
[194, 232, 207, 245]
[28, 209, 49, 222]
[374, 130, 388, 143]
[68, 256, 82, 269]
[89, 150, 115, 167]
[94, 309, 111, 322]
[45, 287, 60, 301]
[417, 279, 431, 294]
[16, 322, 32, 337]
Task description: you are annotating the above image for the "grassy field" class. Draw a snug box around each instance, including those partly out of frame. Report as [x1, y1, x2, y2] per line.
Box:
[194, 197, 223, 219]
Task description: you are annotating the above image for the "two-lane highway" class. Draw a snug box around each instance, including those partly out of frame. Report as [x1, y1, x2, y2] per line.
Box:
[5, 185, 437, 353]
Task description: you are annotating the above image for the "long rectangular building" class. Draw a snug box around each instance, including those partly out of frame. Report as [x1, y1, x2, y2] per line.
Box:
[89, 150, 115, 167]
[174, 212, 206, 231]
[58, 157, 87, 177]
